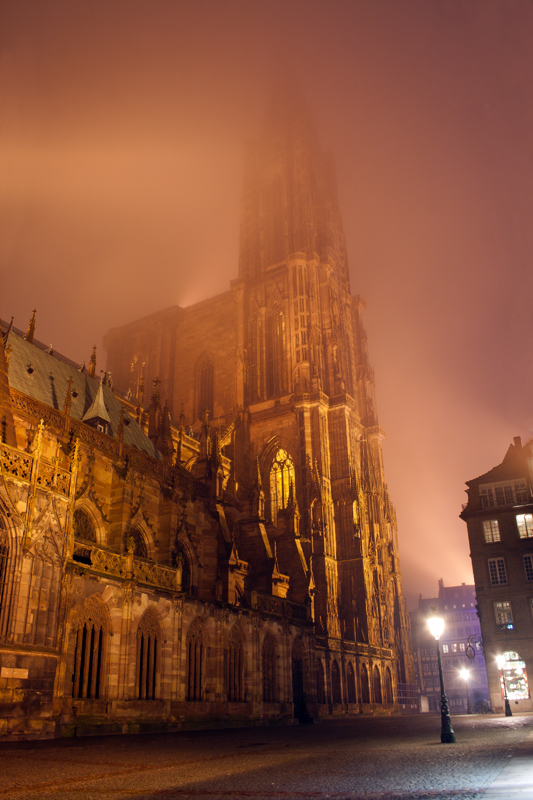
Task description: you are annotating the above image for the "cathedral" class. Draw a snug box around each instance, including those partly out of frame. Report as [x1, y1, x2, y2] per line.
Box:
[0, 93, 414, 739]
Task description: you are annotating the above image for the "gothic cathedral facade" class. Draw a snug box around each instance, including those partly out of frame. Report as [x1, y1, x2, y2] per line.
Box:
[105, 97, 415, 713]
[0, 94, 414, 739]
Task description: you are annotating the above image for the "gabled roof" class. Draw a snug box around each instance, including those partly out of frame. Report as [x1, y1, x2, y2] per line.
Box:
[466, 438, 531, 487]
[3, 324, 160, 460]
[82, 380, 111, 424]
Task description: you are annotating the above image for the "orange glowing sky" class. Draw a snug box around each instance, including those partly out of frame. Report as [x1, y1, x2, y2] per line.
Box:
[2, 0, 533, 609]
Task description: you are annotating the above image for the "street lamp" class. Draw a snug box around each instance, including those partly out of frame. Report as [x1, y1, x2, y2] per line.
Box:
[496, 654, 512, 717]
[459, 668, 471, 714]
[427, 611, 456, 743]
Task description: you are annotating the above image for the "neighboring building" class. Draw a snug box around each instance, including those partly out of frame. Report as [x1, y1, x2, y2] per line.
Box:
[410, 581, 489, 713]
[460, 437, 533, 713]
[0, 93, 415, 740]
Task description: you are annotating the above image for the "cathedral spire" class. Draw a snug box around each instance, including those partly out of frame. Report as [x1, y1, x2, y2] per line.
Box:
[239, 87, 349, 283]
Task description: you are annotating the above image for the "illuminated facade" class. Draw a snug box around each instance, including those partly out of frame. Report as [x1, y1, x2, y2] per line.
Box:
[0, 95, 415, 738]
[410, 581, 489, 714]
[460, 437, 533, 712]
[105, 94, 415, 713]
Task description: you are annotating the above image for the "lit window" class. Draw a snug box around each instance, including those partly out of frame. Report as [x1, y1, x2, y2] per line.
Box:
[516, 514, 533, 539]
[524, 554, 533, 582]
[451, 643, 457, 653]
[459, 643, 465, 652]
[270, 449, 295, 522]
[442, 644, 449, 654]
[488, 557, 507, 585]
[494, 601, 513, 628]
[483, 519, 500, 543]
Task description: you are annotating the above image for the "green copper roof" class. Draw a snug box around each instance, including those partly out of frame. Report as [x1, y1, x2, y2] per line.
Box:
[5, 329, 160, 460]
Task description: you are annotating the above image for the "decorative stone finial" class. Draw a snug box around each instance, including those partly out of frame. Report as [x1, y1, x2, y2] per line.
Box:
[88, 346, 97, 378]
[26, 309, 36, 344]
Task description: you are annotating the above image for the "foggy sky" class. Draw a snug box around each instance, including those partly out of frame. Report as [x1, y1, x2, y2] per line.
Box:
[2, 0, 533, 609]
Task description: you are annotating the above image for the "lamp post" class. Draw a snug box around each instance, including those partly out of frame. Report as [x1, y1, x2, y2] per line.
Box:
[459, 668, 471, 714]
[496, 655, 512, 717]
[428, 611, 456, 743]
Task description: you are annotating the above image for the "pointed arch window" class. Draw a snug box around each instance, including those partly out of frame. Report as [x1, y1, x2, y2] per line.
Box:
[248, 316, 263, 402]
[227, 626, 244, 702]
[315, 659, 325, 705]
[72, 597, 107, 700]
[265, 311, 286, 397]
[262, 635, 277, 703]
[173, 545, 192, 594]
[0, 525, 9, 639]
[331, 660, 342, 704]
[384, 667, 394, 704]
[186, 619, 205, 701]
[360, 663, 370, 704]
[373, 665, 383, 704]
[126, 527, 148, 559]
[346, 662, 356, 704]
[73, 509, 96, 542]
[270, 449, 295, 522]
[197, 358, 214, 420]
[137, 609, 160, 700]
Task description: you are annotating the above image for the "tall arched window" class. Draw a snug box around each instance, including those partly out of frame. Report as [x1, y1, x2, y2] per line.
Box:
[360, 663, 370, 704]
[186, 618, 205, 701]
[331, 660, 342, 704]
[373, 665, 383, 704]
[248, 316, 263, 402]
[227, 626, 244, 702]
[270, 449, 295, 522]
[315, 659, 325, 705]
[384, 666, 394, 704]
[262, 634, 277, 703]
[136, 608, 160, 700]
[265, 311, 286, 397]
[72, 595, 107, 700]
[125, 527, 148, 559]
[173, 545, 192, 594]
[346, 662, 357, 704]
[73, 509, 96, 542]
[0, 524, 9, 639]
[197, 358, 214, 420]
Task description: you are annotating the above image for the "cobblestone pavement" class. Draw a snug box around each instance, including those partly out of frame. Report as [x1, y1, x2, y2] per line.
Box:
[0, 713, 532, 800]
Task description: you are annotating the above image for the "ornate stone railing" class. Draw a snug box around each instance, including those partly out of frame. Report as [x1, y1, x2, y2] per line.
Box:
[132, 558, 177, 591]
[72, 541, 178, 592]
[0, 441, 71, 496]
[250, 591, 309, 622]
[0, 442, 33, 482]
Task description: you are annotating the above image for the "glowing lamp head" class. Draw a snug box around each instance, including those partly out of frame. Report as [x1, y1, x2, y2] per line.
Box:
[428, 613, 445, 640]
[459, 668, 470, 682]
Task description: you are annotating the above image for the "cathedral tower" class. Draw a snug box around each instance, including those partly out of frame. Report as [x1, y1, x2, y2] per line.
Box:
[105, 92, 414, 707]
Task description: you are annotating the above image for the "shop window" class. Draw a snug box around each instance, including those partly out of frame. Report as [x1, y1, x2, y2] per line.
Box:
[500, 651, 529, 700]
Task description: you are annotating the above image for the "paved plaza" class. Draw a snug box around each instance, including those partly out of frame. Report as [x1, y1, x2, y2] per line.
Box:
[0, 713, 532, 800]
